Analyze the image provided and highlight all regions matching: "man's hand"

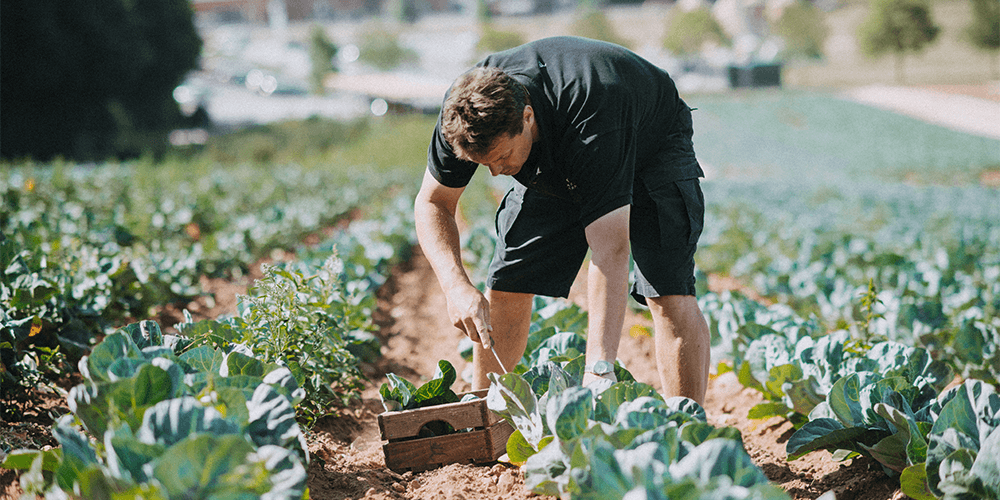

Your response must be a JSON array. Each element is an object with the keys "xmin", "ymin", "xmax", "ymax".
[{"xmin": 447, "ymin": 284, "xmax": 493, "ymax": 346}]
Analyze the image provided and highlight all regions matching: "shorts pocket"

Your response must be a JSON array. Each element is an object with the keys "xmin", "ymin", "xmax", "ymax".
[{"xmin": 675, "ymin": 179, "xmax": 704, "ymax": 246}]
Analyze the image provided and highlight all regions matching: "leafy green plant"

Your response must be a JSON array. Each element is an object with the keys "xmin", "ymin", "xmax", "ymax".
[
  {"xmin": 1, "ymin": 321, "xmax": 309, "ymax": 499},
  {"xmin": 379, "ymin": 359, "xmax": 461, "ymax": 412},
  {"xmin": 181, "ymin": 255, "xmax": 371, "ymax": 425},
  {"xmin": 901, "ymin": 379, "xmax": 1000, "ymax": 500},
  {"xmin": 784, "ymin": 346, "xmax": 953, "ymax": 476}
]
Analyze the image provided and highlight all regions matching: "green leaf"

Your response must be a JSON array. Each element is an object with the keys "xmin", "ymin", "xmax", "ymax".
[
  {"xmin": 970, "ymin": 426, "xmax": 1000, "ymax": 497},
  {"xmin": 0, "ymin": 448, "xmax": 61, "ymax": 472},
  {"xmin": 828, "ymin": 373, "xmax": 865, "ymax": 427},
  {"xmin": 226, "ymin": 351, "xmax": 265, "ymax": 377},
  {"xmin": 669, "ymin": 438, "xmax": 769, "ymax": 488},
  {"xmin": 748, "ymin": 402, "xmax": 791, "ymax": 420},
  {"xmin": 86, "ymin": 332, "xmax": 143, "ymax": 382},
  {"xmin": 900, "ymin": 463, "xmax": 936, "ymax": 500},
  {"xmin": 136, "ymin": 397, "xmax": 241, "ymax": 447},
  {"xmin": 594, "ymin": 381, "xmax": 663, "ymax": 424},
  {"xmin": 487, "ymin": 372, "xmax": 545, "ymax": 447},
  {"xmin": 410, "ymin": 360, "xmax": 459, "ymax": 408},
  {"xmin": 786, "ymin": 418, "xmax": 868, "ymax": 460},
  {"xmin": 506, "ymin": 429, "xmax": 537, "ymax": 464},
  {"xmin": 180, "ymin": 345, "xmax": 225, "ymax": 375},
  {"xmin": 150, "ymin": 434, "xmax": 265, "ymax": 497},
  {"xmin": 545, "ymin": 386, "xmax": 593, "ymax": 442}
]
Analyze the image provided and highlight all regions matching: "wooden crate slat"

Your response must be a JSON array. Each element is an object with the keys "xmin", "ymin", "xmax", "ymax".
[
  {"xmin": 382, "ymin": 429, "xmax": 492, "ymax": 472},
  {"xmin": 377, "ymin": 390, "xmax": 498, "ymax": 441}
]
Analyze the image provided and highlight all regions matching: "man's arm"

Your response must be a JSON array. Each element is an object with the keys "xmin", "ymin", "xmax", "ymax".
[
  {"xmin": 414, "ymin": 169, "xmax": 493, "ymax": 345},
  {"xmin": 582, "ymin": 204, "xmax": 631, "ymax": 381}
]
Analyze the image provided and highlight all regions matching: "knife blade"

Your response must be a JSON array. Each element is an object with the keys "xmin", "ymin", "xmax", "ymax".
[{"xmin": 489, "ymin": 342, "xmax": 508, "ymax": 374}]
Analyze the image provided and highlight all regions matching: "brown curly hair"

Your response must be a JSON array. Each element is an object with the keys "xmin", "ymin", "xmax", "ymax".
[{"xmin": 441, "ymin": 67, "xmax": 529, "ymax": 161}]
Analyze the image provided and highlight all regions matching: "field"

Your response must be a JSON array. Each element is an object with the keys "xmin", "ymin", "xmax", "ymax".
[{"xmin": 3, "ymin": 0, "xmax": 1000, "ymax": 497}]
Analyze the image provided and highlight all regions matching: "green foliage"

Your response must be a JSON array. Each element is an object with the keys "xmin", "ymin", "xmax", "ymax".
[
  {"xmin": 858, "ymin": 0, "xmax": 941, "ymax": 82},
  {"xmin": 378, "ymin": 360, "xmax": 461, "ymax": 412},
  {"xmin": 357, "ymin": 23, "xmax": 419, "ymax": 71},
  {"xmin": 774, "ymin": 0, "xmax": 830, "ymax": 60},
  {"xmin": 663, "ymin": 7, "xmax": 730, "ymax": 57},
  {"xmin": 309, "ymin": 24, "xmax": 338, "ymax": 95},
  {"xmin": 966, "ymin": 0, "xmax": 1000, "ymax": 78},
  {"xmin": 1, "ymin": 322, "xmax": 309, "ymax": 499},
  {"xmin": 570, "ymin": 9, "xmax": 632, "ymax": 49},
  {"xmin": 0, "ymin": 0, "xmax": 202, "ymax": 162},
  {"xmin": 921, "ymin": 380, "xmax": 1000, "ymax": 499},
  {"xmin": 476, "ymin": 24, "xmax": 527, "ymax": 56},
  {"xmin": 965, "ymin": 0, "xmax": 1000, "ymax": 52},
  {"xmin": 189, "ymin": 256, "xmax": 372, "ymax": 425},
  {"xmin": 200, "ymin": 116, "xmax": 369, "ymax": 165},
  {"xmin": 478, "ymin": 295, "xmax": 784, "ymax": 499}
]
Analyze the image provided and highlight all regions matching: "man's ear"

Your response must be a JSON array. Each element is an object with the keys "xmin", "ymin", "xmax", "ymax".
[{"xmin": 523, "ymin": 105, "xmax": 534, "ymax": 125}]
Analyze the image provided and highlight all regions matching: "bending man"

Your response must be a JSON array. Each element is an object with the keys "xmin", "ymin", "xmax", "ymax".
[{"xmin": 414, "ymin": 36, "xmax": 710, "ymax": 403}]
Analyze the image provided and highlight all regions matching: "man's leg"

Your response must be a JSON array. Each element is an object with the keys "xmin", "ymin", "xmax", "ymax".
[
  {"xmin": 646, "ymin": 294, "xmax": 710, "ymax": 405},
  {"xmin": 472, "ymin": 288, "xmax": 534, "ymax": 390}
]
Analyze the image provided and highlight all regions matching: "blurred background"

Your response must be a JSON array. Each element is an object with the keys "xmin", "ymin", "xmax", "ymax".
[{"xmin": 1, "ymin": 0, "xmax": 997, "ymax": 166}]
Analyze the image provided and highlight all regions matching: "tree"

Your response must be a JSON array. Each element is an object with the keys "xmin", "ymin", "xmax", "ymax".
[
  {"xmin": 663, "ymin": 7, "xmax": 730, "ymax": 60},
  {"xmin": 774, "ymin": 0, "xmax": 830, "ymax": 60},
  {"xmin": 309, "ymin": 25, "xmax": 338, "ymax": 95},
  {"xmin": 966, "ymin": 0, "xmax": 1000, "ymax": 79},
  {"xmin": 857, "ymin": 0, "xmax": 940, "ymax": 84},
  {"xmin": 571, "ymin": 8, "xmax": 632, "ymax": 49},
  {"xmin": 0, "ymin": 0, "xmax": 202, "ymax": 161}
]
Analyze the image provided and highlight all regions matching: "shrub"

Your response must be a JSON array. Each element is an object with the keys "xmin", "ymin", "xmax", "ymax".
[
  {"xmin": 663, "ymin": 7, "xmax": 730, "ymax": 58},
  {"xmin": 774, "ymin": 0, "xmax": 830, "ymax": 60}
]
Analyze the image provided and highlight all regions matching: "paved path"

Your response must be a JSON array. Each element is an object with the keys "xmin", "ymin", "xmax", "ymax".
[{"xmin": 842, "ymin": 84, "xmax": 1000, "ymax": 140}]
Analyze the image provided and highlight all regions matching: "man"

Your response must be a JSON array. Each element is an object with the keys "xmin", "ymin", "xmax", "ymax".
[{"xmin": 414, "ymin": 36, "xmax": 710, "ymax": 404}]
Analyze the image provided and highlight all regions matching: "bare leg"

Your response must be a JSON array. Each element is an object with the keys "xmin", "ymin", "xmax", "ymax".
[
  {"xmin": 647, "ymin": 295, "xmax": 710, "ymax": 405},
  {"xmin": 472, "ymin": 289, "xmax": 533, "ymax": 390}
]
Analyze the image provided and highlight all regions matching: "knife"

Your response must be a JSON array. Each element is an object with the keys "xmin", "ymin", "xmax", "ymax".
[{"xmin": 484, "ymin": 329, "xmax": 508, "ymax": 374}]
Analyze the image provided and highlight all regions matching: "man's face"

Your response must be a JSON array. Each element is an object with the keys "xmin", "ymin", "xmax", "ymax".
[{"xmin": 474, "ymin": 106, "xmax": 536, "ymax": 177}]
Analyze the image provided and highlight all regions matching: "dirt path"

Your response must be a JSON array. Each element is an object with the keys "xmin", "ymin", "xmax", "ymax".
[{"xmin": 304, "ymin": 246, "xmax": 904, "ymax": 500}]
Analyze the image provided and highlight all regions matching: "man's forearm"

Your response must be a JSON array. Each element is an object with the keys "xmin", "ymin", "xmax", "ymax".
[{"xmin": 414, "ymin": 199, "xmax": 474, "ymax": 294}]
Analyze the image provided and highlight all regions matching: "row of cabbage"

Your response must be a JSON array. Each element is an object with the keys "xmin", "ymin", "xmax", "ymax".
[
  {"xmin": 486, "ymin": 298, "xmax": 790, "ymax": 499},
  {"xmin": 703, "ymin": 290, "xmax": 1000, "ymax": 499},
  {"xmin": 0, "ymin": 162, "xmax": 406, "ymax": 414},
  {"xmin": 2, "ymin": 320, "xmax": 312, "ymax": 498},
  {"xmin": 697, "ymin": 180, "xmax": 1000, "ymax": 499},
  {"xmin": 699, "ymin": 180, "xmax": 1000, "ymax": 384},
  {"xmin": 1, "ymin": 187, "xmax": 421, "ymax": 497}
]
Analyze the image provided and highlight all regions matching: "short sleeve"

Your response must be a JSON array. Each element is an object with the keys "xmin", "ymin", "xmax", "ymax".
[{"xmin": 427, "ymin": 114, "xmax": 479, "ymax": 188}]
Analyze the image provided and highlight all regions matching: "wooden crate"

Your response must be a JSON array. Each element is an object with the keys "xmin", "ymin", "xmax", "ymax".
[{"xmin": 377, "ymin": 389, "xmax": 514, "ymax": 473}]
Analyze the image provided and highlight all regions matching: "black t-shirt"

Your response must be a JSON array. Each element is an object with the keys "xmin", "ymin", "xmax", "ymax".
[{"xmin": 427, "ymin": 36, "xmax": 703, "ymax": 227}]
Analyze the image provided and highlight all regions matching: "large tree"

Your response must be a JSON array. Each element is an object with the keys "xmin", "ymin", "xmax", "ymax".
[
  {"xmin": 1, "ymin": 0, "xmax": 202, "ymax": 161},
  {"xmin": 857, "ymin": 0, "xmax": 940, "ymax": 84}
]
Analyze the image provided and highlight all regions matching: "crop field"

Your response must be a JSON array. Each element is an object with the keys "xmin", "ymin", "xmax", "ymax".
[{"xmin": 1, "ymin": 84, "xmax": 999, "ymax": 500}]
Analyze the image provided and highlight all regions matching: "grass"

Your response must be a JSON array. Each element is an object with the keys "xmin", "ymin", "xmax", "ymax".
[{"xmin": 687, "ymin": 89, "xmax": 1000, "ymax": 184}]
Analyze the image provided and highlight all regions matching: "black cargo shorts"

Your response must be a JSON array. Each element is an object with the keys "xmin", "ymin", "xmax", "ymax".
[{"xmin": 485, "ymin": 173, "xmax": 704, "ymax": 305}]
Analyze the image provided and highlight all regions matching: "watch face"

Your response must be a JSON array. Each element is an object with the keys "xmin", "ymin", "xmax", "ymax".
[{"xmin": 590, "ymin": 360, "xmax": 614, "ymax": 376}]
